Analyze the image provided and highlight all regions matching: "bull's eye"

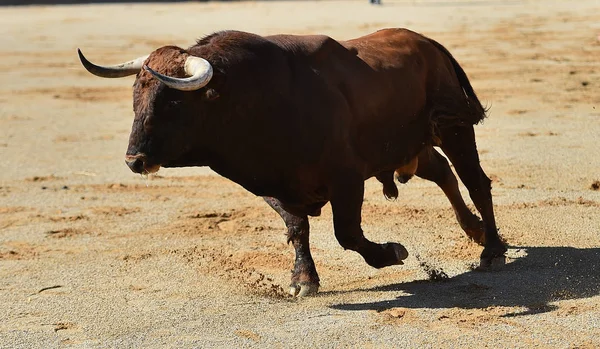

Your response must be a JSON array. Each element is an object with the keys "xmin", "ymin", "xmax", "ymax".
[{"xmin": 143, "ymin": 117, "xmax": 153, "ymax": 133}]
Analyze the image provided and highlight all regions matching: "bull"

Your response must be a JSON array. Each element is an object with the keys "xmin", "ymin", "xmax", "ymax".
[{"xmin": 78, "ymin": 28, "xmax": 507, "ymax": 297}]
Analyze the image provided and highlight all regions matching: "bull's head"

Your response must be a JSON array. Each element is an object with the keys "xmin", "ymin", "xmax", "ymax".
[{"xmin": 77, "ymin": 47, "xmax": 215, "ymax": 174}]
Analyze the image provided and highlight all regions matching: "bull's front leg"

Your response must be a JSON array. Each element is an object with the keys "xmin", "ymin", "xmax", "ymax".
[
  {"xmin": 263, "ymin": 197, "xmax": 320, "ymax": 297},
  {"xmin": 330, "ymin": 171, "xmax": 409, "ymax": 269}
]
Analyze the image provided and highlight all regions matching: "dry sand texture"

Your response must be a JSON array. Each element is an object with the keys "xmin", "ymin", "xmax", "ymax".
[{"xmin": 1, "ymin": 0, "xmax": 599, "ymax": 347}]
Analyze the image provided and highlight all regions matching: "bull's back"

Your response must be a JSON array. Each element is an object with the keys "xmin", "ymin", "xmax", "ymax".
[
  {"xmin": 265, "ymin": 30, "xmax": 451, "ymax": 176},
  {"xmin": 267, "ymin": 29, "xmax": 435, "ymax": 123}
]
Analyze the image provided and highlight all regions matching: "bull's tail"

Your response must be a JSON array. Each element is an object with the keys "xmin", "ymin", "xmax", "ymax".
[{"xmin": 428, "ymin": 38, "xmax": 488, "ymax": 125}]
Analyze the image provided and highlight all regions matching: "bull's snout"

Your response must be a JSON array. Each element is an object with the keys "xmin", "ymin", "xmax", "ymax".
[
  {"xmin": 125, "ymin": 153, "xmax": 160, "ymax": 174},
  {"xmin": 125, "ymin": 154, "xmax": 147, "ymax": 174}
]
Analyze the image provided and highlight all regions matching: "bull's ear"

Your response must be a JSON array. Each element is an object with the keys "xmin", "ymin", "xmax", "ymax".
[{"xmin": 204, "ymin": 88, "xmax": 220, "ymax": 101}]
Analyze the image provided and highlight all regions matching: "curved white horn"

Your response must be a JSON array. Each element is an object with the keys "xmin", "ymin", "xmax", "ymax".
[
  {"xmin": 143, "ymin": 56, "xmax": 213, "ymax": 91},
  {"xmin": 77, "ymin": 48, "xmax": 149, "ymax": 78}
]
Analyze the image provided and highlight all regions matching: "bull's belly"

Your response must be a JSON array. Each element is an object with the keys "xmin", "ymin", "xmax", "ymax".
[
  {"xmin": 225, "ymin": 169, "xmax": 329, "ymax": 215},
  {"xmin": 359, "ymin": 137, "xmax": 429, "ymax": 178},
  {"xmin": 354, "ymin": 114, "xmax": 431, "ymax": 177}
]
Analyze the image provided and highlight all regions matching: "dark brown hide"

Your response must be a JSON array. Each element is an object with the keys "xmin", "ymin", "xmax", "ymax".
[{"xmin": 117, "ymin": 28, "xmax": 506, "ymax": 295}]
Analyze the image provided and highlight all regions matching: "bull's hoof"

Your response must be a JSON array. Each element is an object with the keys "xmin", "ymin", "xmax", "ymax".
[
  {"xmin": 389, "ymin": 242, "xmax": 409, "ymax": 265},
  {"xmin": 377, "ymin": 242, "xmax": 409, "ymax": 267},
  {"xmin": 475, "ymin": 240, "xmax": 508, "ymax": 271},
  {"xmin": 289, "ymin": 282, "xmax": 319, "ymax": 297},
  {"xmin": 362, "ymin": 242, "xmax": 409, "ymax": 269},
  {"xmin": 477, "ymin": 255, "xmax": 506, "ymax": 271}
]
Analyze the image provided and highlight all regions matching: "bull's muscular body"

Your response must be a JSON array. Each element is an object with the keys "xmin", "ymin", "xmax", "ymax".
[{"xmin": 79, "ymin": 28, "xmax": 507, "ymax": 296}]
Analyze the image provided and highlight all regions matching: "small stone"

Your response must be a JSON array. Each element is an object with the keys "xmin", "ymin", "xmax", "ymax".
[{"xmin": 388, "ymin": 308, "xmax": 406, "ymax": 318}]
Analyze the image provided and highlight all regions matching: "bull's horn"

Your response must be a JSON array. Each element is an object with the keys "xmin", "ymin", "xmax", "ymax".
[
  {"xmin": 143, "ymin": 56, "xmax": 213, "ymax": 91},
  {"xmin": 77, "ymin": 49, "xmax": 149, "ymax": 78}
]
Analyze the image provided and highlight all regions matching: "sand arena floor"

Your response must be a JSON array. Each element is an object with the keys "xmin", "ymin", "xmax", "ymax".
[{"xmin": 0, "ymin": 0, "xmax": 599, "ymax": 347}]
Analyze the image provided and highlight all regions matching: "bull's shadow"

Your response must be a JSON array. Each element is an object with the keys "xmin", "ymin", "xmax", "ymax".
[{"xmin": 330, "ymin": 246, "xmax": 600, "ymax": 316}]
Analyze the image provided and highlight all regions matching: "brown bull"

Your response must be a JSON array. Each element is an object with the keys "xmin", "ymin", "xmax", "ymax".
[{"xmin": 78, "ymin": 28, "xmax": 507, "ymax": 297}]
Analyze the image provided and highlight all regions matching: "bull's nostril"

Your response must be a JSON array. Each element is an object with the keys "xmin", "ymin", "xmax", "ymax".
[{"xmin": 125, "ymin": 157, "xmax": 145, "ymax": 173}]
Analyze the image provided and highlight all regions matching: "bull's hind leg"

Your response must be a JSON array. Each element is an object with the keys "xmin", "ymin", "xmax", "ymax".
[
  {"xmin": 438, "ymin": 125, "xmax": 507, "ymax": 267},
  {"xmin": 414, "ymin": 147, "xmax": 485, "ymax": 245},
  {"xmin": 330, "ymin": 171, "xmax": 408, "ymax": 269},
  {"xmin": 263, "ymin": 197, "xmax": 319, "ymax": 297}
]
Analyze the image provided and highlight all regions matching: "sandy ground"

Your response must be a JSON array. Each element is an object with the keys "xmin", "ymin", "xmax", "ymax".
[{"xmin": 1, "ymin": 0, "xmax": 599, "ymax": 347}]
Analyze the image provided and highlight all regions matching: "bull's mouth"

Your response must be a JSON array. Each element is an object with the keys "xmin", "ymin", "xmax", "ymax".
[
  {"xmin": 125, "ymin": 154, "xmax": 161, "ymax": 174},
  {"xmin": 142, "ymin": 163, "xmax": 161, "ymax": 174}
]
